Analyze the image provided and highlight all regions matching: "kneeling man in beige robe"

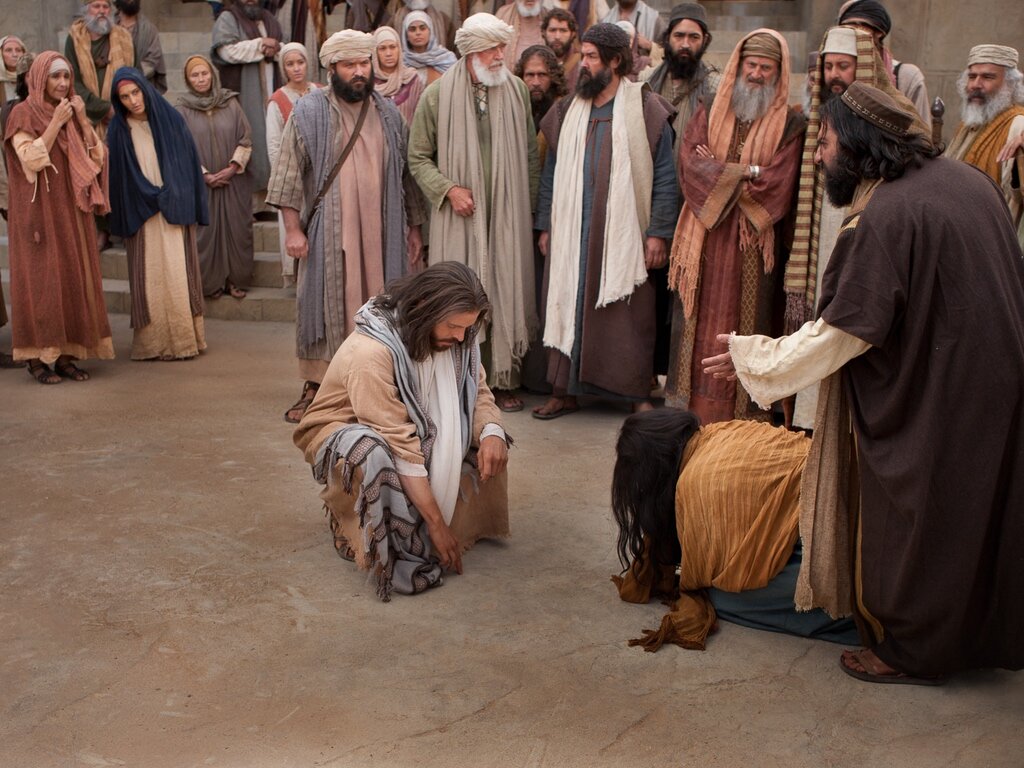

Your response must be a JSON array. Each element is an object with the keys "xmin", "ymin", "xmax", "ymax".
[{"xmin": 294, "ymin": 262, "xmax": 510, "ymax": 599}]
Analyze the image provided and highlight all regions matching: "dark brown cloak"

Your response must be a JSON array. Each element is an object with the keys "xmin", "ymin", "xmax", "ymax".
[
  {"xmin": 819, "ymin": 157, "xmax": 1024, "ymax": 677},
  {"xmin": 538, "ymin": 90, "xmax": 678, "ymax": 400}
]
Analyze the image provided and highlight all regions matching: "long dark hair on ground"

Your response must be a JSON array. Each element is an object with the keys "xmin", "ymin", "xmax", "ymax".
[
  {"xmin": 612, "ymin": 408, "xmax": 701, "ymax": 573},
  {"xmin": 820, "ymin": 96, "xmax": 942, "ymax": 183},
  {"xmin": 375, "ymin": 262, "xmax": 491, "ymax": 362}
]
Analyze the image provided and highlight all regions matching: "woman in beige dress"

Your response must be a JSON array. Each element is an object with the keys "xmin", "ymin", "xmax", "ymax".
[{"xmin": 107, "ymin": 67, "xmax": 208, "ymax": 361}]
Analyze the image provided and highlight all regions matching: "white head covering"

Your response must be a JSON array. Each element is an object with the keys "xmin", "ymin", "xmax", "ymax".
[
  {"xmin": 823, "ymin": 27, "xmax": 858, "ymax": 58},
  {"xmin": 48, "ymin": 57, "xmax": 71, "ymax": 76},
  {"xmin": 967, "ymin": 44, "xmax": 1019, "ymax": 69},
  {"xmin": 402, "ymin": 11, "xmax": 457, "ymax": 72},
  {"xmin": 373, "ymin": 25, "xmax": 417, "ymax": 95},
  {"xmin": 454, "ymin": 13, "xmax": 514, "ymax": 57},
  {"xmin": 0, "ymin": 35, "xmax": 27, "ymax": 81},
  {"xmin": 319, "ymin": 30, "xmax": 375, "ymax": 68},
  {"xmin": 278, "ymin": 42, "xmax": 312, "ymax": 77},
  {"xmin": 614, "ymin": 20, "xmax": 636, "ymax": 45}
]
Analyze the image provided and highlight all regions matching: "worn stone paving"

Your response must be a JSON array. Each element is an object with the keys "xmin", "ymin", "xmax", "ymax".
[{"xmin": 1, "ymin": 316, "xmax": 1021, "ymax": 768}]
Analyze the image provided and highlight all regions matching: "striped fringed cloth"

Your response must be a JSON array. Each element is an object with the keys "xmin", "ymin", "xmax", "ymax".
[
  {"xmin": 314, "ymin": 425, "xmax": 444, "ymax": 601},
  {"xmin": 783, "ymin": 27, "xmax": 926, "ymax": 332}
]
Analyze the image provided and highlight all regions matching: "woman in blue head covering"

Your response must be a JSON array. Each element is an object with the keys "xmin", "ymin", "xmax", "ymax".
[{"xmin": 108, "ymin": 66, "xmax": 209, "ymax": 361}]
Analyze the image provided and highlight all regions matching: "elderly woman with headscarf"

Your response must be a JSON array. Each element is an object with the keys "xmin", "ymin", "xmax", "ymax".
[
  {"xmin": 3, "ymin": 51, "xmax": 113, "ymax": 384},
  {"xmin": 402, "ymin": 11, "xmax": 456, "ymax": 86},
  {"xmin": 107, "ymin": 67, "xmax": 208, "ymax": 361},
  {"xmin": 266, "ymin": 42, "xmax": 321, "ymax": 288},
  {"xmin": 176, "ymin": 54, "xmax": 255, "ymax": 301},
  {"xmin": 373, "ymin": 26, "xmax": 424, "ymax": 123},
  {"xmin": 0, "ymin": 36, "xmax": 27, "ymax": 103}
]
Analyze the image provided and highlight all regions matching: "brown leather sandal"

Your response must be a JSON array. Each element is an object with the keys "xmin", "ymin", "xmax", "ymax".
[
  {"xmin": 28, "ymin": 360, "xmax": 62, "ymax": 385},
  {"xmin": 283, "ymin": 380, "xmax": 319, "ymax": 423}
]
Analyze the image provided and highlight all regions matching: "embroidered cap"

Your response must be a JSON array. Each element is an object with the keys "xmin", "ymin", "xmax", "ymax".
[{"xmin": 839, "ymin": 81, "xmax": 915, "ymax": 136}]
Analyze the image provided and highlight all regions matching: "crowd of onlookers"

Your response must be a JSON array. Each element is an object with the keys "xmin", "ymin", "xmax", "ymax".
[{"xmin": 0, "ymin": 0, "xmax": 1021, "ymax": 415}]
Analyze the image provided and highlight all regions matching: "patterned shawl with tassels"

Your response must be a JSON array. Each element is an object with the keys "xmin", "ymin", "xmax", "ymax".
[
  {"xmin": 783, "ymin": 27, "xmax": 928, "ymax": 332},
  {"xmin": 312, "ymin": 299, "xmax": 481, "ymax": 600},
  {"xmin": 3, "ymin": 51, "xmax": 109, "ymax": 215},
  {"xmin": 668, "ymin": 28, "xmax": 792, "ymax": 317}
]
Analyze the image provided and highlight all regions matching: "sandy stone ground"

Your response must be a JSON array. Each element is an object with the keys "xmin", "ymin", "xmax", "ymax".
[{"xmin": 2, "ymin": 315, "xmax": 1021, "ymax": 768}]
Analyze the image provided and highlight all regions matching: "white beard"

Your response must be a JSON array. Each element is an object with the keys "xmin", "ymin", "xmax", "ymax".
[
  {"xmin": 960, "ymin": 85, "xmax": 1013, "ymax": 128},
  {"xmin": 471, "ymin": 56, "xmax": 510, "ymax": 87},
  {"xmin": 84, "ymin": 14, "xmax": 113, "ymax": 35},
  {"xmin": 516, "ymin": 0, "xmax": 542, "ymax": 17},
  {"xmin": 731, "ymin": 76, "xmax": 778, "ymax": 124}
]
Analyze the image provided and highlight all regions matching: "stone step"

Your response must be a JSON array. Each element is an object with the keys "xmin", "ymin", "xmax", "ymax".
[
  {"xmin": 0, "ymin": 239, "xmax": 286, "ymax": 290},
  {"xmin": 2, "ymin": 269, "xmax": 296, "ymax": 323}
]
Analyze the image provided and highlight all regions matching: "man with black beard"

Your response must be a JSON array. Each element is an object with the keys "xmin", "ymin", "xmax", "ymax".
[
  {"xmin": 268, "ymin": 30, "xmax": 425, "ymax": 424},
  {"xmin": 533, "ymin": 23, "xmax": 678, "ymax": 419},
  {"xmin": 641, "ymin": 3, "xmax": 720, "ymax": 168},
  {"xmin": 115, "ymin": 0, "xmax": 166, "ymax": 93},
  {"xmin": 782, "ymin": 25, "xmax": 927, "ymax": 430},
  {"xmin": 64, "ymin": 0, "xmax": 137, "ymax": 125},
  {"xmin": 212, "ymin": 0, "xmax": 284, "ymax": 192},
  {"xmin": 946, "ymin": 45, "xmax": 1024, "ymax": 230},
  {"xmin": 703, "ymin": 81, "xmax": 1024, "ymax": 686}
]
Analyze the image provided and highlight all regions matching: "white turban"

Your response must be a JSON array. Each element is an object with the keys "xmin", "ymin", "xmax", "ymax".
[
  {"xmin": 823, "ymin": 27, "xmax": 857, "ymax": 58},
  {"xmin": 319, "ymin": 30, "xmax": 375, "ymax": 68},
  {"xmin": 454, "ymin": 13, "xmax": 514, "ymax": 57},
  {"xmin": 614, "ymin": 20, "xmax": 636, "ymax": 45},
  {"xmin": 967, "ymin": 44, "xmax": 1019, "ymax": 69}
]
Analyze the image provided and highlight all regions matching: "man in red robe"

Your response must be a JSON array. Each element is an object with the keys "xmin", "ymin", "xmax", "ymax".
[{"xmin": 666, "ymin": 28, "xmax": 805, "ymax": 425}]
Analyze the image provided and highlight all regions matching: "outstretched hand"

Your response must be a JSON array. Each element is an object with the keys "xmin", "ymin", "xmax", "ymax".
[{"xmin": 701, "ymin": 333, "xmax": 737, "ymax": 380}]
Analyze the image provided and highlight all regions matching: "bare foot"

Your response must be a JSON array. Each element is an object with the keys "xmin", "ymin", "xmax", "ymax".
[{"xmin": 631, "ymin": 401, "xmax": 655, "ymax": 413}]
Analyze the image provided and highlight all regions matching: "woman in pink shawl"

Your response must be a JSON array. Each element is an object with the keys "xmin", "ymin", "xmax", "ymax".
[{"xmin": 372, "ymin": 26, "xmax": 424, "ymax": 124}]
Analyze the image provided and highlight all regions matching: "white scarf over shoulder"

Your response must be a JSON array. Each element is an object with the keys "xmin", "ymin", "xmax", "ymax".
[{"xmin": 544, "ymin": 78, "xmax": 653, "ymax": 356}]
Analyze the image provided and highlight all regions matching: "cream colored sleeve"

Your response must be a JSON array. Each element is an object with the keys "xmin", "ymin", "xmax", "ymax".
[
  {"xmin": 86, "ymin": 128, "xmax": 105, "ymax": 166},
  {"xmin": 12, "ymin": 132, "xmax": 52, "ymax": 181},
  {"xmin": 216, "ymin": 38, "xmax": 265, "ymax": 64},
  {"xmin": 1001, "ymin": 115, "xmax": 1024, "ymax": 207},
  {"xmin": 231, "ymin": 144, "xmax": 252, "ymax": 171},
  {"xmin": 728, "ymin": 318, "xmax": 872, "ymax": 410},
  {"xmin": 265, "ymin": 99, "xmax": 285, "ymax": 167}
]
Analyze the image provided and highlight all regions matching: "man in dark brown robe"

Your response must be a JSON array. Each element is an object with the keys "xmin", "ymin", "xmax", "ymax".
[
  {"xmin": 705, "ymin": 82, "xmax": 1024, "ymax": 684},
  {"xmin": 666, "ymin": 29, "xmax": 805, "ymax": 425},
  {"xmin": 533, "ymin": 23, "xmax": 678, "ymax": 419}
]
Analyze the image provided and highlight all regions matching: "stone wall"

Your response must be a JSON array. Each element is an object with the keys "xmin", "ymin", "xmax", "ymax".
[
  {"xmin": 4, "ymin": 0, "xmax": 1021, "ymax": 141},
  {"xmin": 886, "ymin": 0, "xmax": 1023, "ymax": 143}
]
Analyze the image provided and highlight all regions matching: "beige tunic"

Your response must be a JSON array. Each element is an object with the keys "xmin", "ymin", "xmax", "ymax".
[
  {"xmin": 267, "ymin": 96, "xmax": 388, "ymax": 382},
  {"xmin": 126, "ymin": 120, "xmax": 207, "ymax": 361},
  {"xmin": 293, "ymin": 331, "xmax": 509, "ymax": 560}
]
